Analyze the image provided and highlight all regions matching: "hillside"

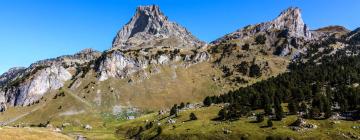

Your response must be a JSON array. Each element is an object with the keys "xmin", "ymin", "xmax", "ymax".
[{"xmin": 115, "ymin": 28, "xmax": 360, "ymax": 140}]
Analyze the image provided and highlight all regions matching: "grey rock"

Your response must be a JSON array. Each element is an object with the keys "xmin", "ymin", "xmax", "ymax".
[
  {"xmin": 0, "ymin": 67, "xmax": 26, "ymax": 87},
  {"xmin": 211, "ymin": 7, "xmax": 312, "ymax": 45},
  {"xmin": 112, "ymin": 5, "xmax": 205, "ymax": 50},
  {"xmin": 0, "ymin": 49, "xmax": 101, "ymax": 110}
]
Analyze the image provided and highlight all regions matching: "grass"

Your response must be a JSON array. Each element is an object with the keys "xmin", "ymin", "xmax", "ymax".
[
  {"xmin": 0, "ymin": 127, "xmax": 72, "ymax": 140},
  {"xmin": 115, "ymin": 106, "xmax": 360, "ymax": 140}
]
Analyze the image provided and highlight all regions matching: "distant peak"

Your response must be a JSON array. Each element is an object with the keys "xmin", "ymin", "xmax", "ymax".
[
  {"xmin": 112, "ymin": 5, "xmax": 204, "ymax": 49},
  {"xmin": 277, "ymin": 7, "xmax": 301, "ymax": 18},
  {"xmin": 273, "ymin": 7, "xmax": 303, "ymax": 26},
  {"xmin": 271, "ymin": 7, "xmax": 310, "ymax": 38},
  {"xmin": 136, "ymin": 5, "xmax": 161, "ymax": 14}
]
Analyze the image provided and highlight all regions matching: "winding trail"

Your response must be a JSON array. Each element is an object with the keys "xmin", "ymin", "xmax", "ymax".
[
  {"xmin": 0, "ymin": 89, "xmax": 94, "ymax": 126},
  {"xmin": 0, "ymin": 102, "xmax": 46, "ymax": 126},
  {"xmin": 63, "ymin": 89, "xmax": 93, "ymax": 108}
]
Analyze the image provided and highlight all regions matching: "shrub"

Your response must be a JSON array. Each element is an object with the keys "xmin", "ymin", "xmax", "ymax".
[
  {"xmin": 267, "ymin": 119, "xmax": 273, "ymax": 127},
  {"xmin": 255, "ymin": 35, "xmax": 266, "ymax": 44},
  {"xmin": 190, "ymin": 112, "xmax": 198, "ymax": 120}
]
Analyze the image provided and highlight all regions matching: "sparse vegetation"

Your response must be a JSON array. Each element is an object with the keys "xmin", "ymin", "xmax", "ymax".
[{"xmin": 255, "ymin": 34, "xmax": 266, "ymax": 44}]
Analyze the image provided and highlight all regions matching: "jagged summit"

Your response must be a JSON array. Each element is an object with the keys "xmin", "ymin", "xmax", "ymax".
[
  {"xmin": 112, "ymin": 5, "xmax": 204, "ymax": 50},
  {"xmin": 271, "ymin": 7, "xmax": 310, "ymax": 38},
  {"xmin": 211, "ymin": 7, "xmax": 312, "ymax": 45}
]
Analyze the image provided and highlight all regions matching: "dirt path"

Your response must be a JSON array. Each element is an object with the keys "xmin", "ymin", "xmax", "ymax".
[
  {"xmin": 0, "ymin": 103, "xmax": 46, "ymax": 126},
  {"xmin": 63, "ymin": 89, "xmax": 93, "ymax": 108}
]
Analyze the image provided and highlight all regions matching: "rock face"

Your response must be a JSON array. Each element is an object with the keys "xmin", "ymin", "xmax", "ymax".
[
  {"xmin": 347, "ymin": 27, "xmax": 360, "ymax": 44},
  {"xmin": 7, "ymin": 65, "xmax": 72, "ymax": 106},
  {"xmin": 0, "ymin": 49, "xmax": 101, "ymax": 111},
  {"xmin": 270, "ymin": 7, "xmax": 311, "ymax": 38},
  {"xmin": 0, "ymin": 67, "xmax": 26, "ymax": 87},
  {"xmin": 112, "ymin": 5, "xmax": 205, "ymax": 50},
  {"xmin": 211, "ymin": 7, "xmax": 312, "ymax": 45},
  {"xmin": 97, "ymin": 48, "xmax": 210, "ymax": 81}
]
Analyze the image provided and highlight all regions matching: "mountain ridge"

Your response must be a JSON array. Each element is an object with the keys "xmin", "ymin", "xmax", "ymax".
[{"xmin": 0, "ymin": 5, "xmax": 355, "ymax": 117}]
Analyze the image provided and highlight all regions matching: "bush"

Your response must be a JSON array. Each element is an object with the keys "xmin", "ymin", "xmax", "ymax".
[
  {"xmin": 249, "ymin": 64, "xmax": 261, "ymax": 78},
  {"xmin": 267, "ymin": 119, "xmax": 273, "ymax": 127},
  {"xmin": 256, "ymin": 114, "xmax": 264, "ymax": 123},
  {"xmin": 170, "ymin": 104, "xmax": 178, "ymax": 116},
  {"xmin": 255, "ymin": 35, "xmax": 266, "ymax": 44},
  {"xmin": 157, "ymin": 127, "xmax": 162, "ymax": 135},
  {"xmin": 190, "ymin": 112, "xmax": 198, "ymax": 120},
  {"xmin": 242, "ymin": 43, "xmax": 250, "ymax": 51},
  {"xmin": 203, "ymin": 96, "xmax": 212, "ymax": 107}
]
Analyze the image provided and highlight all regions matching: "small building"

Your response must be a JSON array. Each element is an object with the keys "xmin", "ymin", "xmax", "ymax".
[{"xmin": 127, "ymin": 116, "xmax": 135, "ymax": 120}]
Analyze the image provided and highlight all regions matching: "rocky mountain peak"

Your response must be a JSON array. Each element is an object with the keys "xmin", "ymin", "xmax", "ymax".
[
  {"xmin": 211, "ymin": 7, "xmax": 312, "ymax": 45},
  {"xmin": 273, "ymin": 7, "xmax": 302, "ymax": 24},
  {"xmin": 112, "ymin": 5, "xmax": 204, "ymax": 50},
  {"xmin": 271, "ymin": 7, "xmax": 310, "ymax": 38},
  {"xmin": 0, "ymin": 67, "xmax": 26, "ymax": 87}
]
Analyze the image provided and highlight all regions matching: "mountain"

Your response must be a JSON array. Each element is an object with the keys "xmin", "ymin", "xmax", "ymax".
[
  {"xmin": 0, "ymin": 5, "xmax": 359, "ymax": 140},
  {"xmin": 112, "ymin": 5, "xmax": 205, "ymax": 50}
]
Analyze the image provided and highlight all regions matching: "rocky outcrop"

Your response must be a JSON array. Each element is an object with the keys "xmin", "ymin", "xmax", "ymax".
[
  {"xmin": 112, "ymin": 5, "xmax": 205, "ymax": 50},
  {"xmin": 270, "ymin": 7, "xmax": 311, "ymax": 38},
  {"xmin": 7, "ymin": 65, "xmax": 72, "ymax": 106},
  {"xmin": 347, "ymin": 27, "xmax": 360, "ymax": 44},
  {"xmin": 0, "ymin": 49, "xmax": 101, "ymax": 110},
  {"xmin": 0, "ymin": 67, "xmax": 26, "ymax": 87},
  {"xmin": 211, "ymin": 7, "xmax": 312, "ymax": 45},
  {"xmin": 97, "ymin": 48, "xmax": 210, "ymax": 81}
]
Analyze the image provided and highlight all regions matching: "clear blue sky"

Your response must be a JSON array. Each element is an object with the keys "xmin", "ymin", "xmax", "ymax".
[{"xmin": 1, "ymin": 0, "xmax": 359, "ymax": 74}]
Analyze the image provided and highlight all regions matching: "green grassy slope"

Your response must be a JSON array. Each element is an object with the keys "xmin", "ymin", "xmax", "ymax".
[{"xmin": 115, "ymin": 106, "xmax": 360, "ymax": 140}]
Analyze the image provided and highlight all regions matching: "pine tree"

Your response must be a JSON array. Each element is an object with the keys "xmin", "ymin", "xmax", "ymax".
[
  {"xmin": 203, "ymin": 96, "xmax": 212, "ymax": 107},
  {"xmin": 179, "ymin": 102, "xmax": 185, "ymax": 109},
  {"xmin": 263, "ymin": 94, "xmax": 272, "ymax": 115},
  {"xmin": 322, "ymin": 96, "xmax": 332, "ymax": 118},
  {"xmin": 288, "ymin": 101, "xmax": 299, "ymax": 115},
  {"xmin": 299, "ymin": 102, "xmax": 308, "ymax": 113},
  {"xmin": 156, "ymin": 127, "xmax": 162, "ymax": 136},
  {"xmin": 274, "ymin": 97, "xmax": 283, "ymax": 120},
  {"xmin": 218, "ymin": 108, "xmax": 226, "ymax": 120},
  {"xmin": 256, "ymin": 114, "xmax": 264, "ymax": 123},
  {"xmin": 170, "ymin": 104, "xmax": 178, "ymax": 116},
  {"xmin": 267, "ymin": 119, "xmax": 273, "ymax": 127}
]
